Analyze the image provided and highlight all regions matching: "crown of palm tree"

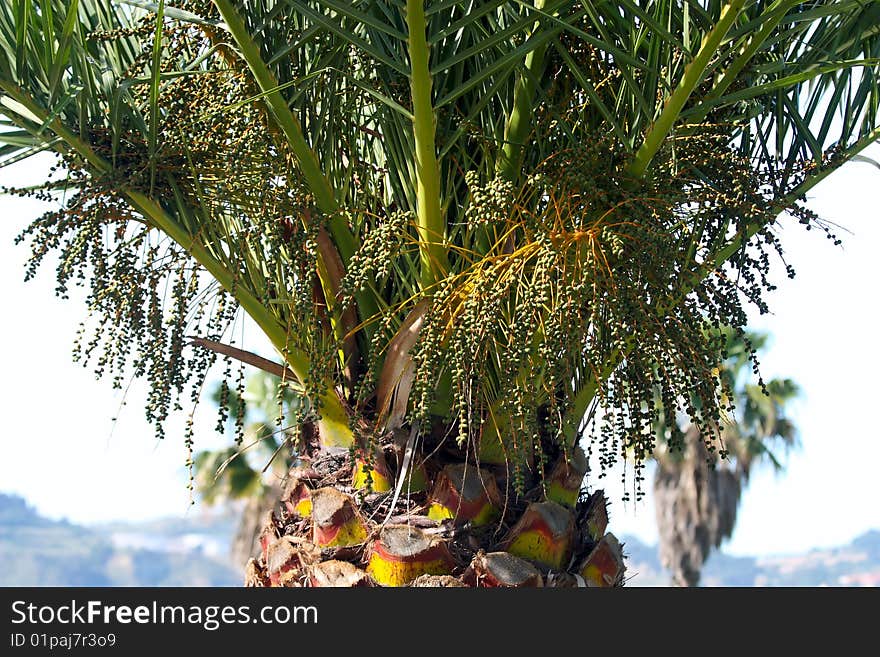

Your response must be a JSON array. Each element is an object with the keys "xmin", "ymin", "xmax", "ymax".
[{"xmin": 1, "ymin": 0, "xmax": 877, "ymax": 492}]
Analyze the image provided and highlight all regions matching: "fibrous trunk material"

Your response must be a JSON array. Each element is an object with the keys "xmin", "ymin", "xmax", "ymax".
[{"xmin": 245, "ymin": 442, "xmax": 625, "ymax": 588}]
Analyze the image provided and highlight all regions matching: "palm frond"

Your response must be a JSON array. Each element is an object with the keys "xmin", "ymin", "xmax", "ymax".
[{"xmin": 2, "ymin": 0, "xmax": 878, "ymax": 478}]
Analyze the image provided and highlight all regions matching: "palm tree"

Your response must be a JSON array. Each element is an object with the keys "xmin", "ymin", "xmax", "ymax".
[
  {"xmin": 194, "ymin": 372, "xmax": 301, "ymax": 568},
  {"xmin": 653, "ymin": 330, "xmax": 798, "ymax": 587},
  {"xmin": 1, "ymin": 1, "xmax": 877, "ymax": 587}
]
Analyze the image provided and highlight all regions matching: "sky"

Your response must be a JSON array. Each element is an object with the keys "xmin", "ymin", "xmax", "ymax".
[{"xmin": 1, "ymin": 145, "xmax": 878, "ymax": 558}]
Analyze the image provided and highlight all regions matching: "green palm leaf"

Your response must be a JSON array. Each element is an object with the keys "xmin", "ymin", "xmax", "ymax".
[{"xmin": 1, "ymin": 0, "xmax": 878, "ymax": 503}]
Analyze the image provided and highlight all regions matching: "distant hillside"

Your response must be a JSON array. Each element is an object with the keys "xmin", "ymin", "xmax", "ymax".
[
  {"xmin": 0, "ymin": 493, "xmax": 238, "ymax": 586},
  {"xmin": 623, "ymin": 530, "xmax": 880, "ymax": 587},
  {"xmin": 2, "ymin": 491, "xmax": 878, "ymax": 586}
]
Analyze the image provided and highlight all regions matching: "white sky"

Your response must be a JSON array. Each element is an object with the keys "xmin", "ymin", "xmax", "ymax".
[{"xmin": 1, "ymin": 146, "xmax": 878, "ymax": 557}]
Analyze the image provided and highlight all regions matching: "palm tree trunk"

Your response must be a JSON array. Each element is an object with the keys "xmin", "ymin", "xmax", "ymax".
[
  {"xmin": 246, "ymin": 433, "xmax": 625, "ymax": 587},
  {"xmin": 231, "ymin": 483, "xmax": 282, "ymax": 568},
  {"xmin": 653, "ymin": 427, "xmax": 740, "ymax": 587}
]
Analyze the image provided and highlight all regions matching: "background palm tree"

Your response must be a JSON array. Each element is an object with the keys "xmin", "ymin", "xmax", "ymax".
[
  {"xmin": 653, "ymin": 330, "xmax": 798, "ymax": 587},
  {"xmin": 194, "ymin": 372, "xmax": 301, "ymax": 568},
  {"xmin": 1, "ymin": 1, "xmax": 877, "ymax": 586}
]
